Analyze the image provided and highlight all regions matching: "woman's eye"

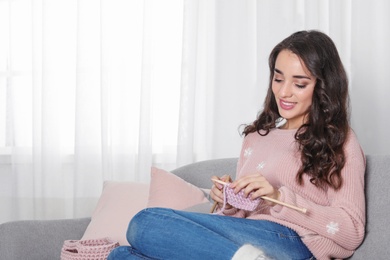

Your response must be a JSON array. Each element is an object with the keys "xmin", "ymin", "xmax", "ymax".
[
  {"xmin": 274, "ymin": 79, "xmax": 282, "ymax": 83},
  {"xmin": 295, "ymin": 84, "xmax": 306, "ymax": 89}
]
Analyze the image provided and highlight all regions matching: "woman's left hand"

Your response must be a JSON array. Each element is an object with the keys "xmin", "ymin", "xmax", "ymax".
[{"xmin": 230, "ymin": 174, "xmax": 281, "ymax": 205}]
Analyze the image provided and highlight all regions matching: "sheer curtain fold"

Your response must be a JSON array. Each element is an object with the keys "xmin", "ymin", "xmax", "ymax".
[
  {"xmin": 177, "ymin": 0, "xmax": 216, "ymax": 166},
  {"xmin": 1, "ymin": 0, "xmax": 390, "ymax": 223}
]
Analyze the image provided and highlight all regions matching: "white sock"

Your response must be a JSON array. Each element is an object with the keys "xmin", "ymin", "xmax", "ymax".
[{"xmin": 231, "ymin": 244, "xmax": 269, "ymax": 260}]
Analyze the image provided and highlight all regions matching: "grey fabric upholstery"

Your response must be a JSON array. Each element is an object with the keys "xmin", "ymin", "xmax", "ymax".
[
  {"xmin": 171, "ymin": 157, "xmax": 238, "ymax": 188},
  {"xmin": 0, "ymin": 155, "xmax": 389, "ymax": 259},
  {"xmin": 0, "ymin": 217, "xmax": 90, "ymax": 260},
  {"xmin": 348, "ymin": 154, "xmax": 390, "ymax": 259}
]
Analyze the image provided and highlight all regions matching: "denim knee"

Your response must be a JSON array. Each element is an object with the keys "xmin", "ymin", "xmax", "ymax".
[
  {"xmin": 126, "ymin": 208, "xmax": 169, "ymax": 246},
  {"xmin": 126, "ymin": 209, "xmax": 148, "ymax": 246}
]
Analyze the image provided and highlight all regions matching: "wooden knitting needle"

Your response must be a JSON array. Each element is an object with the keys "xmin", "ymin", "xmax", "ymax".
[{"xmin": 211, "ymin": 179, "xmax": 307, "ymax": 214}]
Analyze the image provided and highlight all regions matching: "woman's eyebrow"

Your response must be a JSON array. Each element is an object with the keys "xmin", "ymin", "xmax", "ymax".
[
  {"xmin": 274, "ymin": 68, "xmax": 283, "ymax": 75},
  {"xmin": 274, "ymin": 68, "xmax": 312, "ymax": 80}
]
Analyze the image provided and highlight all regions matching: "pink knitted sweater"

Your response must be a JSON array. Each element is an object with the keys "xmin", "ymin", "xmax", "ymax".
[{"xmin": 220, "ymin": 128, "xmax": 366, "ymax": 260}]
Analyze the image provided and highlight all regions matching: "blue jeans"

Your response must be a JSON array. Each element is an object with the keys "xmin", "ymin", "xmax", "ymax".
[{"xmin": 108, "ymin": 207, "xmax": 313, "ymax": 260}]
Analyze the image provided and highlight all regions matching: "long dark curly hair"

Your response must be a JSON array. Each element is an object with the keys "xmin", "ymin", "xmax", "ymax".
[{"xmin": 243, "ymin": 30, "xmax": 349, "ymax": 190}]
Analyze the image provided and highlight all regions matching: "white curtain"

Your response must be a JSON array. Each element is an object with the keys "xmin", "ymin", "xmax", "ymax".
[
  {"xmin": 1, "ymin": 0, "xmax": 389, "ymax": 223},
  {"xmin": 0, "ymin": 0, "xmax": 189, "ymax": 222}
]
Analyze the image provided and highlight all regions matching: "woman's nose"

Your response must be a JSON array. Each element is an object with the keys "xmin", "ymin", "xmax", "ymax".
[{"xmin": 279, "ymin": 81, "xmax": 293, "ymax": 97}]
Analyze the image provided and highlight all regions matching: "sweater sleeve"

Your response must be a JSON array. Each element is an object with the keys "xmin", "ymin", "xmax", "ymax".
[{"xmin": 270, "ymin": 134, "xmax": 366, "ymax": 251}]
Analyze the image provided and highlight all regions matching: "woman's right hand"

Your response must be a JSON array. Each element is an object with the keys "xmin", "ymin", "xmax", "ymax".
[{"xmin": 210, "ymin": 175, "xmax": 232, "ymax": 209}]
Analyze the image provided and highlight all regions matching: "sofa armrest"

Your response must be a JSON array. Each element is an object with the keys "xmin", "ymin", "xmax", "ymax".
[{"xmin": 0, "ymin": 217, "xmax": 90, "ymax": 260}]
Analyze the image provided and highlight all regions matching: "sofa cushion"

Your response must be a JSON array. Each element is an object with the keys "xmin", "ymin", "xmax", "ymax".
[
  {"xmin": 0, "ymin": 218, "xmax": 90, "ymax": 260},
  {"xmin": 171, "ymin": 158, "xmax": 238, "ymax": 188},
  {"xmin": 81, "ymin": 167, "xmax": 209, "ymax": 246},
  {"xmin": 81, "ymin": 181, "xmax": 150, "ymax": 245},
  {"xmin": 147, "ymin": 167, "xmax": 209, "ymax": 209},
  {"xmin": 349, "ymin": 154, "xmax": 390, "ymax": 259}
]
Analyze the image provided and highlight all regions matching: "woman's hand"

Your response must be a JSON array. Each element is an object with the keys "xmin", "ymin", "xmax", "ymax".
[
  {"xmin": 230, "ymin": 174, "xmax": 281, "ymax": 205},
  {"xmin": 210, "ymin": 175, "xmax": 232, "ymax": 209}
]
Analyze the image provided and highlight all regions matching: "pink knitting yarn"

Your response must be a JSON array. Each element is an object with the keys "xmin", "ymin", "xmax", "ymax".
[{"xmin": 61, "ymin": 237, "xmax": 119, "ymax": 260}]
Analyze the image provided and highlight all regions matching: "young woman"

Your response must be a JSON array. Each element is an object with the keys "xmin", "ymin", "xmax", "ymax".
[{"xmin": 108, "ymin": 30, "xmax": 365, "ymax": 260}]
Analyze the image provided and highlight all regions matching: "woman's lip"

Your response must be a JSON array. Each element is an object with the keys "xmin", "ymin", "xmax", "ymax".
[{"xmin": 279, "ymin": 99, "xmax": 296, "ymax": 110}]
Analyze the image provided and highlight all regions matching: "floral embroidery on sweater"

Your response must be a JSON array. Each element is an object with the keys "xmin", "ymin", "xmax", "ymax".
[
  {"xmin": 244, "ymin": 148, "xmax": 253, "ymax": 158},
  {"xmin": 256, "ymin": 161, "xmax": 266, "ymax": 170},
  {"xmin": 326, "ymin": 222, "xmax": 340, "ymax": 235}
]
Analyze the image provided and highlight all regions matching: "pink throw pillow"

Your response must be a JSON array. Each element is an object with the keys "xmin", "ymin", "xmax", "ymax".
[
  {"xmin": 82, "ymin": 167, "xmax": 209, "ymax": 246},
  {"xmin": 81, "ymin": 181, "xmax": 150, "ymax": 245},
  {"xmin": 147, "ymin": 167, "xmax": 209, "ymax": 209}
]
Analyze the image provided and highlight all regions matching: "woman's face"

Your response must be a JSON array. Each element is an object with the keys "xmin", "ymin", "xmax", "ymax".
[{"xmin": 272, "ymin": 50, "xmax": 316, "ymax": 129}]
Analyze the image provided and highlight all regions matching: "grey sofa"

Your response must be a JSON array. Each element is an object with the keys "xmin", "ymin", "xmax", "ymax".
[{"xmin": 0, "ymin": 154, "xmax": 389, "ymax": 259}]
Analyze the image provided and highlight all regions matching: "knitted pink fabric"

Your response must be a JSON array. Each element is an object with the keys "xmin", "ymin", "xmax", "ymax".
[
  {"xmin": 225, "ymin": 186, "xmax": 261, "ymax": 211},
  {"xmin": 61, "ymin": 238, "xmax": 119, "ymax": 260},
  {"xmin": 214, "ymin": 184, "xmax": 260, "ymax": 214}
]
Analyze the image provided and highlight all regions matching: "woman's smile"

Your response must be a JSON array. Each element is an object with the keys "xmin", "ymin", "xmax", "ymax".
[{"xmin": 279, "ymin": 99, "xmax": 296, "ymax": 110}]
